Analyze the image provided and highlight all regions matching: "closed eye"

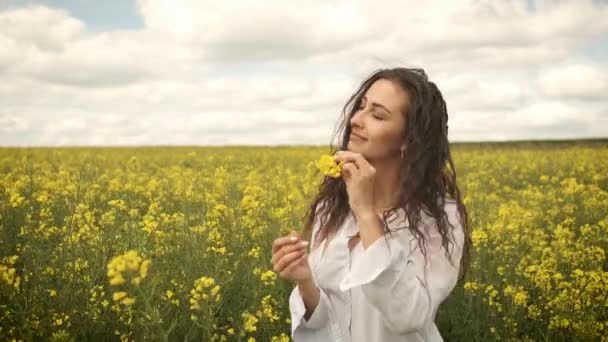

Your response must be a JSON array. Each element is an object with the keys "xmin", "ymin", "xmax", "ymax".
[{"xmin": 357, "ymin": 104, "xmax": 385, "ymax": 120}]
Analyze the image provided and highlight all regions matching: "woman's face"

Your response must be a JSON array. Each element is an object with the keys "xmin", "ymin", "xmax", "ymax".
[{"xmin": 347, "ymin": 78, "xmax": 409, "ymax": 161}]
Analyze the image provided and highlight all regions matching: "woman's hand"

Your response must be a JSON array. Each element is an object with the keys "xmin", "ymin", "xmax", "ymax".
[
  {"xmin": 271, "ymin": 232, "xmax": 312, "ymax": 282},
  {"xmin": 334, "ymin": 150, "xmax": 376, "ymax": 218}
]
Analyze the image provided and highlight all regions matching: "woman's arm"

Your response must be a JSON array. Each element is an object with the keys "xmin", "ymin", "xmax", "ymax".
[{"xmin": 298, "ymin": 278, "xmax": 320, "ymax": 320}]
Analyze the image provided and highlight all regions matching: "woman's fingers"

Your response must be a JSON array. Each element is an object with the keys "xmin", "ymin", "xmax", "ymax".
[
  {"xmin": 334, "ymin": 151, "xmax": 363, "ymax": 169},
  {"xmin": 272, "ymin": 232, "xmax": 301, "ymax": 253},
  {"xmin": 341, "ymin": 162, "xmax": 357, "ymax": 178},
  {"xmin": 335, "ymin": 151, "xmax": 375, "ymax": 175},
  {"xmin": 273, "ymin": 249, "xmax": 306, "ymax": 273},
  {"xmin": 280, "ymin": 253, "xmax": 307, "ymax": 276},
  {"xmin": 271, "ymin": 232, "xmax": 309, "ymax": 276},
  {"xmin": 272, "ymin": 240, "xmax": 308, "ymax": 265}
]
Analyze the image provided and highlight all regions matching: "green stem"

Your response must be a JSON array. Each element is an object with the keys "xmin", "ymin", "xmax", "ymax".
[{"xmin": 134, "ymin": 285, "xmax": 168, "ymax": 342}]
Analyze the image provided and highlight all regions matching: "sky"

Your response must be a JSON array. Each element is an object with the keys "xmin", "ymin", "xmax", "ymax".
[{"xmin": 1, "ymin": 0, "xmax": 607, "ymax": 146}]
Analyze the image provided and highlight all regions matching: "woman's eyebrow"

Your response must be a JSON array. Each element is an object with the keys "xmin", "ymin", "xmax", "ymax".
[{"xmin": 362, "ymin": 96, "xmax": 392, "ymax": 115}]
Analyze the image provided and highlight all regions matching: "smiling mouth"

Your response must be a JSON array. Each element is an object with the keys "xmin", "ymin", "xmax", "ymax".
[{"xmin": 350, "ymin": 133, "xmax": 367, "ymax": 141}]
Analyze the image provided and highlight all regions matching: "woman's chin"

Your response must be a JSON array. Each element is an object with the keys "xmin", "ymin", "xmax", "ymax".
[{"xmin": 347, "ymin": 140, "xmax": 365, "ymax": 151}]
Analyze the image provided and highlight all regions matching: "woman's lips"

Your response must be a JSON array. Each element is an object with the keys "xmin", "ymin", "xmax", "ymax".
[{"xmin": 350, "ymin": 132, "xmax": 367, "ymax": 141}]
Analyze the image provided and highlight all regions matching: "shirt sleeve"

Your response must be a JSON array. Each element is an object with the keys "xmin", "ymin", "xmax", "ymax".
[
  {"xmin": 338, "ymin": 201, "xmax": 465, "ymax": 335},
  {"xmin": 289, "ymin": 279, "xmax": 334, "ymax": 330}
]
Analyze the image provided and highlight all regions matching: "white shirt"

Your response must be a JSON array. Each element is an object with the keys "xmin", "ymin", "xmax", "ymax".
[{"xmin": 289, "ymin": 198, "xmax": 464, "ymax": 342}]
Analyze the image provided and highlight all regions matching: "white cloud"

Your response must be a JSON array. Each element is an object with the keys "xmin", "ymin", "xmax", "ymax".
[
  {"xmin": 537, "ymin": 62, "xmax": 608, "ymax": 100},
  {"xmin": 0, "ymin": 113, "xmax": 30, "ymax": 133},
  {"xmin": 0, "ymin": 5, "xmax": 85, "ymax": 52},
  {"xmin": 136, "ymin": 0, "xmax": 385, "ymax": 62},
  {"xmin": 0, "ymin": 0, "xmax": 607, "ymax": 146}
]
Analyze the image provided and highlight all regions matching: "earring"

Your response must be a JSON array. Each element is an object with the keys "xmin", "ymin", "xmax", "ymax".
[{"xmin": 400, "ymin": 149, "xmax": 404, "ymax": 160}]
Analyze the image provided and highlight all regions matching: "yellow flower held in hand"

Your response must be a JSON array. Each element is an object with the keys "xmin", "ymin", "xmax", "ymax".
[{"xmin": 316, "ymin": 154, "xmax": 343, "ymax": 178}]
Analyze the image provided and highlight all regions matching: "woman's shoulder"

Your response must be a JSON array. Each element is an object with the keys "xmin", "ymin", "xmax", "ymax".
[
  {"xmin": 432, "ymin": 195, "xmax": 459, "ymax": 218},
  {"xmin": 440, "ymin": 194, "xmax": 458, "ymax": 205},
  {"xmin": 442, "ymin": 196, "xmax": 461, "ymax": 223},
  {"xmin": 417, "ymin": 196, "xmax": 463, "ymax": 236}
]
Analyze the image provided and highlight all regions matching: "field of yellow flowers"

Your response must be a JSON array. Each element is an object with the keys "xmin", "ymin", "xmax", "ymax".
[{"xmin": 1, "ymin": 142, "xmax": 607, "ymax": 341}]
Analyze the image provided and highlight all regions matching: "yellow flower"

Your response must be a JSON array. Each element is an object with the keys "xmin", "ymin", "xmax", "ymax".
[
  {"xmin": 121, "ymin": 297, "xmax": 135, "ymax": 306},
  {"xmin": 272, "ymin": 334, "xmax": 291, "ymax": 342},
  {"xmin": 112, "ymin": 291, "xmax": 128, "ymax": 302},
  {"xmin": 195, "ymin": 277, "xmax": 215, "ymax": 289},
  {"xmin": 260, "ymin": 270, "xmax": 277, "ymax": 286},
  {"xmin": 242, "ymin": 311, "xmax": 258, "ymax": 333},
  {"xmin": 190, "ymin": 276, "xmax": 221, "ymax": 311},
  {"xmin": 9, "ymin": 192, "xmax": 25, "ymax": 208},
  {"xmin": 258, "ymin": 295, "xmax": 280, "ymax": 322},
  {"xmin": 109, "ymin": 274, "xmax": 125, "ymax": 286},
  {"xmin": 471, "ymin": 229, "xmax": 488, "ymax": 247},
  {"xmin": 112, "ymin": 291, "xmax": 135, "ymax": 306},
  {"xmin": 527, "ymin": 304, "xmax": 541, "ymax": 320},
  {"xmin": 513, "ymin": 290, "xmax": 528, "ymax": 306},
  {"xmin": 107, "ymin": 250, "xmax": 151, "ymax": 287},
  {"xmin": 52, "ymin": 313, "xmax": 69, "ymax": 327},
  {"xmin": 316, "ymin": 154, "xmax": 343, "ymax": 178},
  {"xmin": 247, "ymin": 247, "xmax": 260, "ymax": 258},
  {"xmin": 0, "ymin": 258, "xmax": 21, "ymax": 291},
  {"xmin": 464, "ymin": 281, "xmax": 479, "ymax": 292},
  {"xmin": 207, "ymin": 246, "xmax": 227, "ymax": 255}
]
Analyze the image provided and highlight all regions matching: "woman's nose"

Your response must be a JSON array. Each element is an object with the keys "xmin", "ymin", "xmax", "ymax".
[{"xmin": 350, "ymin": 111, "xmax": 364, "ymax": 127}]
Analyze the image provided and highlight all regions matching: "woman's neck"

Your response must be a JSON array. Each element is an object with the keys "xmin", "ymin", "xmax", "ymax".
[{"xmin": 369, "ymin": 153, "xmax": 403, "ymax": 212}]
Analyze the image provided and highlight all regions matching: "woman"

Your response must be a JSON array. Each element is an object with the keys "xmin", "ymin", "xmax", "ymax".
[{"xmin": 271, "ymin": 67, "xmax": 471, "ymax": 341}]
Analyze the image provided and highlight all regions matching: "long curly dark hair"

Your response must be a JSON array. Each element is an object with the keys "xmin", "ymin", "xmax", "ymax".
[{"xmin": 302, "ymin": 67, "xmax": 471, "ymax": 282}]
